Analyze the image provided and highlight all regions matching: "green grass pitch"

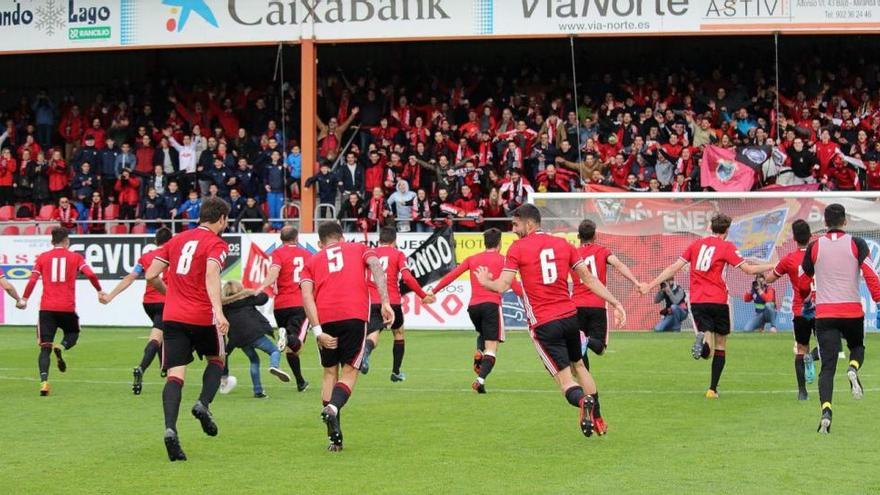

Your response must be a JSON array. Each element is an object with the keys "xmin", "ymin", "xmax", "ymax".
[{"xmin": 0, "ymin": 327, "xmax": 878, "ymax": 494}]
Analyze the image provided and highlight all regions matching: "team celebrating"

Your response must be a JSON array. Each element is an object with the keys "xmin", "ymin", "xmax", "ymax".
[{"xmin": 7, "ymin": 196, "xmax": 880, "ymax": 459}]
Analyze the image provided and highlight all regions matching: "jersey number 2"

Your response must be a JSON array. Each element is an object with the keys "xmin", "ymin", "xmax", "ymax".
[{"xmin": 539, "ymin": 249, "xmax": 558, "ymax": 284}]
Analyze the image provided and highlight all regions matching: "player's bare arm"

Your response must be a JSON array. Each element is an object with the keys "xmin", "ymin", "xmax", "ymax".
[
  {"xmin": 301, "ymin": 280, "xmax": 337, "ymax": 349},
  {"xmin": 205, "ymin": 260, "xmax": 229, "ymax": 335},
  {"xmin": 1, "ymin": 277, "xmax": 21, "ymax": 305},
  {"xmin": 102, "ymin": 272, "xmax": 138, "ymax": 304},
  {"xmin": 739, "ymin": 262, "xmax": 775, "ymax": 275},
  {"xmin": 257, "ymin": 265, "xmax": 281, "ymax": 293},
  {"xmin": 475, "ymin": 266, "xmax": 514, "ymax": 293},
  {"xmin": 641, "ymin": 259, "xmax": 687, "ymax": 294},
  {"xmin": 608, "ymin": 255, "xmax": 641, "ymax": 287},
  {"xmin": 367, "ymin": 255, "xmax": 394, "ymax": 325},
  {"xmin": 575, "ymin": 263, "xmax": 626, "ymax": 327}
]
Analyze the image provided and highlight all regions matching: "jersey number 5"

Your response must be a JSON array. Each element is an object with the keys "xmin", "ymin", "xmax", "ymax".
[
  {"xmin": 176, "ymin": 240, "xmax": 199, "ymax": 275},
  {"xmin": 695, "ymin": 245, "xmax": 716, "ymax": 272},
  {"xmin": 539, "ymin": 248, "xmax": 558, "ymax": 284},
  {"xmin": 328, "ymin": 246, "xmax": 344, "ymax": 273}
]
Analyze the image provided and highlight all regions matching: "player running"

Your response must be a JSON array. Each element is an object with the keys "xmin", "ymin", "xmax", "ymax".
[
  {"xmin": 361, "ymin": 227, "xmax": 429, "ymax": 382},
  {"xmin": 800, "ymin": 204, "xmax": 880, "ymax": 433},
  {"xmin": 476, "ymin": 205, "xmax": 626, "ymax": 438},
  {"xmin": 640, "ymin": 213, "xmax": 772, "ymax": 398},
  {"xmin": 101, "ymin": 227, "xmax": 173, "ymax": 395},
  {"xmin": 256, "ymin": 226, "xmax": 312, "ymax": 392},
  {"xmin": 144, "ymin": 197, "xmax": 231, "ymax": 462},
  {"xmin": 300, "ymin": 221, "xmax": 393, "ymax": 452},
  {"xmin": 427, "ymin": 228, "xmax": 521, "ymax": 394},
  {"xmin": 18, "ymin": 227, "xmax": 105, "ymax": 396},
  {"xmin": 763, "ymin": 220, "xmax": 819, "ymax": 401}
]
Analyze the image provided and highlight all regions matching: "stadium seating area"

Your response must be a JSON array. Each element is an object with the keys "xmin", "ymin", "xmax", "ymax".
[{"xmin": 1, "ymin": 38, "xmax": 879, "ymax": 233}]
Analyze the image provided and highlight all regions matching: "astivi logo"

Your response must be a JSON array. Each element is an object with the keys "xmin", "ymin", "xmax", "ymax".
[{"xmin": 162, "ymin": 0, "xmax": 218, "ymax": 32}]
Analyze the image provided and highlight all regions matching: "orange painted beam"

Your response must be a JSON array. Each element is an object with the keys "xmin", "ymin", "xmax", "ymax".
[{"xmin": 299, "ymin": 39, "xmax": 317, "ymax": 233}]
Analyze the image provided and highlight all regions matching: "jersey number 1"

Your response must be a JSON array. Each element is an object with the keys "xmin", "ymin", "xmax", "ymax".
[{"xmin": 695, "ymin": 245, "xmax": 716, "ymax": 272}]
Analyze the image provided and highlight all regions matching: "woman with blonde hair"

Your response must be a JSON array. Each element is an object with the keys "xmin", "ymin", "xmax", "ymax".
[{"xmin": 220, "ymin": 281, "xmax": 290, "ymax": 398}]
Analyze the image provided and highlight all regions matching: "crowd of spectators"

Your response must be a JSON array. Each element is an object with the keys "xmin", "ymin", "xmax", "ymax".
[{"xmin": 1, "ymin": 44, "xmax": 880, "ymax": 234}]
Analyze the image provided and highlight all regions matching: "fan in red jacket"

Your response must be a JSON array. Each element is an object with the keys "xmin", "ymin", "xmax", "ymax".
[
  {"xmin": 535, "ymin": 164, "xmax": 576, "ymax": 192},
  {"xmin": 364, "ymin": 150, "xmax": 388, "ymax": 193},
  {"xmin": 452, "ymin": 185, "xmax": 480, "ymax": 230},
  {"xmin": 828, "ymin": 156, "xmax": 859, "ymax": 191},
  {"xmin": 609, "ymin": 153, "xmax": 636, "ymax": 188},
  {"xmin": 47, "ymin": 151, "xmax": 69, "ymax": 198},
  {"xmin": 866, "ymin": 160, "xmax": 880, "ymax": 191}
]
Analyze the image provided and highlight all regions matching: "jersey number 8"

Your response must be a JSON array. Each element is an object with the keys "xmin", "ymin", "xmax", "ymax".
[{"xmin": 176, "ymin": 240, "xmax": 199, "ymax": 275}]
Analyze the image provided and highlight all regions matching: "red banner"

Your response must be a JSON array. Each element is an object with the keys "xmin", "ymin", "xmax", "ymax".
[
  {"xmin": 700, "ymin": 145, "xmax": 756, "ymax": 192},
  {"xmin": 242, "ymin": 243, "xmax": 274, "ymax": 295}
]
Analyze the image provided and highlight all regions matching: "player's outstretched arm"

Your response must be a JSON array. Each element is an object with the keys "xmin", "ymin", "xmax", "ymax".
[
  {"xmin": 301, "ymin": 281, "xmax": 337, "ymax": 349},
  {"xmin": 0, "ymin": 277, "xmax": 21, "ymax": 305},
  {"xmin": 475, "ymin": 267, "xmax": 514, "ymax": 293},
  {"xmin": 102, "ymin": 272, "xmax": 138, "ymax": 304},
  {"xmin": 738, "ymin": 262, "xmax": 775, "ymax": 275},
  {"xmin": 367, "ymin": 255, "xmax": 394, "ymax": 325},
  {"xmin": 608, "ymin": 255, "xmax": 641, "ymax": 287},
  {"xmin": 205, "ymin": 261, "xmax": 229, "ymax": 335},
  {"xmin": 575, "ymin": 263, "xmax": 627, "ymax": 327},
  {"xmin": 19, "ymin": 269, "xmax": 43, "ymax": 309},
  {"xmin": 641, "ymin": 259, "xmax": 687, "ymax": 294}
]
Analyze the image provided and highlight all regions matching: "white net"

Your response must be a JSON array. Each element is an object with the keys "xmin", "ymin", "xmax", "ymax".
[{"xmin": 532, "ymin": 191, "xmax": 880, "ymax": 332}]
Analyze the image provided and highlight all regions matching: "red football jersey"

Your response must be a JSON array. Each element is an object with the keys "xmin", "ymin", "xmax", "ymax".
[
  {"xmin": 773, "ymin": 247, "xmax": 810, "ymax": 315},
  {"xmin": 270, "ymin": 244, "xmax": 313, "ymax": 309},
  {"xmin": 571, "ymin": 243, "xmax": 612, "ymax": 309},
  {"xmin": 300, "ymin": 241, "xmax": 376, "ymax": 324},
  {"xmin": 31, "ymin": 248, "xmax": 91, "ymax": 312},
  {"xmin": 504, "ymin": 232, "xmax": 581, "ymax": 328},
  {"xmin": 434, "ymin": 250, "xmax": 507, "ymax": 306},
  {"xmin": 136, "ymin": 249, "xmax": 165, "ymax": 304},
  {"xmin": 679, "ymin": 236, "xmax": 744, "ymax": 304},
  {"xmin": 153, "ymin": 226, "xmax": 229, "ymax": 326},
  {"xmin": 367, "ymin": 245, "xmax": 413, "ymax": 305}
]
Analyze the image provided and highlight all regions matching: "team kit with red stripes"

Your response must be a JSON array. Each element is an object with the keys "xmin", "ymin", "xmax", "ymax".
[{"xmin": 7, "ymin": 201, "xmax": 880, "ymax": 459}]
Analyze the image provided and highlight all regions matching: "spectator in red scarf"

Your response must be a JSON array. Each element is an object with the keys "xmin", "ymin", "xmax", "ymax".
[
  {"xmin": 411, "ymin": 188, "xmax": 433, "ymax": 233},
  {"xmin": 53, "ymin": 196, "xmax": 78, "ymax": 233},
  {"xmin": 365, "ymin": 186, "xmax": 390, "ymax": 232},
  {"xmin": 480, "ymin": 186, "xmax": 508, "ymax": 232},
  {"xmin": 86, "ymin": 191, "xmax": 106, "ymax": 234},
  {"xmin": 317, "ymin": 107, "xmax": 358, "ymax": 159}
]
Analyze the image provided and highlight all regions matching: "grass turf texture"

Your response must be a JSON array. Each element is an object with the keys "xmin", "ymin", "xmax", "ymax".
[{"xmin": 0, "ymin": 327, "xmax": 878, "ymax": 494}]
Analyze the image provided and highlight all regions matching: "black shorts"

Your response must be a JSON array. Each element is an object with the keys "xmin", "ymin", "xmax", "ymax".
[
  {"xmin": 367, "ymin": 304, "xmax": 404, "ymax": 333},
  {"xmin": 529, "ymin": 315, "xmax": 582, "ymax": 376},
  {"xmin": 319, "ymin": 319, "xmax": 367, "ymax": 369},
  {"xmin": 691, "ymin": 303, "xmax": 731, "ymax": 336},
  {"xmin": 792, "ymin": 316, "xmax": 815, "ymax": 346},
  {"xmin": 275, "ymin": 306, "xmax": 309, "ymax": 343},
  {"xmin": 142, "ymin": 303, "xmax": 165, "ymax": 331},
  {"xmin": 162, "ymin": 321, "xmax": 225, "ymax": 369},
  {"xmin": 37, "ymin": 311, "xmax": 80, "ymax": 347},
  {"xmin": 468, "ymin": 303, "xmax": 505, "ymax": 342},
  {"xmin": 816, "ymin": 317, "xmax": 864, "ymax": 350},
  {"xmin": 576, "ymin": 307, "xmax": 608, "ymax": 347}
]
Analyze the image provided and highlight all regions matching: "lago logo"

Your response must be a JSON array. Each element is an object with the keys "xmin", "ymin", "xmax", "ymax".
[{"xmin": 162, "ymin": 0, "xmax": 218, "ymax": 32}]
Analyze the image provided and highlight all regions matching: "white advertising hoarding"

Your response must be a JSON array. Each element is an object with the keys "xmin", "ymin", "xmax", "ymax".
[{"xmin": 0, "ymin": 1, "xmax": 878, "ymax": 53}]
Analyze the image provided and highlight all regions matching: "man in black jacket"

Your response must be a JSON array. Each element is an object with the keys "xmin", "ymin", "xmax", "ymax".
[
  {"xmin": 787, "ymin": 137, "xmax": 818, "ymax": 184},
  {"xmin": 305, "ymin": 162, "xmax": 340, "ymax": 218}
]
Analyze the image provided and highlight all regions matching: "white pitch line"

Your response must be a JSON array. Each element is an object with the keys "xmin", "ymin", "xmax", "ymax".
[{"xmin": 0, "ymin": 375, "xmax": 876, "ymax": 396}]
